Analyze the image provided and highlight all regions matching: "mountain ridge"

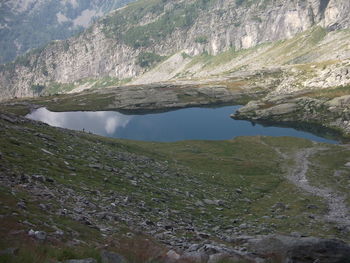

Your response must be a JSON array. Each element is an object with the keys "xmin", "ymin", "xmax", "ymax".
[
  {"xmin": 1, "ymin": 0, "xmax": 350, "ymax": 101},
  {"xmin": 0, "ymin": 0, "xmax": 134, "ymax": 64}
]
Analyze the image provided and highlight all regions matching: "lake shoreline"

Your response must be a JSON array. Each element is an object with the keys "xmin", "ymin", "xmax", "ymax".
[
  {"xmin": 1, "ymin": 83, "xmax": 348, "ymax": 143},
  {"xmin": 25, "ymin": 106, "xmax": 337, "ymax": 144}
]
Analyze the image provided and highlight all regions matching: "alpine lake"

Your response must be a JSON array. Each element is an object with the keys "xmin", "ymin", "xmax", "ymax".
[{"xmin": 26, "ymin": 105, "xmax": 338, "ymax": 144}]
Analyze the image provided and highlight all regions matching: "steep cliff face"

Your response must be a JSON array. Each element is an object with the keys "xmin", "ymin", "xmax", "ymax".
[
  {"xmin": 1, "ymin": 0, "xmax": 350, "ymax": 100},
  {"xmin": 0, "ymin": 0, "xmax": 134, "ymax": 64}
]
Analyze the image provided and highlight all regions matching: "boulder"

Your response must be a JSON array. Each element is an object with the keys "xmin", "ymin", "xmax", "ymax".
[
  {"xmin": 165, "ymin": 250, "xmax": 181, "ymax": 262},
  {"xmin": 28, "ymin": 229, "xmax": 47, "ymax": 240},
  {"xmin": 180, "ymin": 252, "xmax": 209, "ymax": 263},
  {"xmin": 0, "ymin": 247, "xmax": 19, "ymax": 256},
  {"xmin": 264, "ymin": 103, "xmax": 298, "ymax": 116},
  {"xmin": 236, "ymin": 100, "xmax": 263, "ymax": 113},
  {"xmin": 248, "ymin": 235, "xmax": 350, "ymax": 263},
  {"xmin": 35, "ymin": 231, "xmax": 47, "ymax": 240},
  {"xmin": 101, "ymin": 250, "xmax": 127, "ymax": 263},
  {"xmin": 207, "ymin": 253, "xmax": 242, "ymax": 263}
]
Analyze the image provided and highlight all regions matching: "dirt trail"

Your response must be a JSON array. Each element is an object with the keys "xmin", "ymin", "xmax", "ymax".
[{"xmin": 288, "ymin": 147, "xmax": 350, "ymax": 226}]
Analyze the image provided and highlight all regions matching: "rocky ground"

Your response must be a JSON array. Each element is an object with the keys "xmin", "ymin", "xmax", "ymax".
[
  {"xmin": 233, "ymin": 87, "xmax": 350, "ymax": 141},
  {"xmin": 28, "ymin": 82, "xmax": 263, "ymax": 113},
  {"xmin": 4, "ymin": 60, "xmax": 349, "ymax": 142},
  {"xmin": 1, "ymin": 106, "xmax": 350, "ymax": 262}
]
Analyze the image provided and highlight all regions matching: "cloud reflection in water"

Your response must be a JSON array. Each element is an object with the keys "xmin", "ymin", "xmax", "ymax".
[
  {"xmin": 26, "ymin": 106, "xmax": 337, "ymax": 143},
  {"xmin": 27, "ymin": 108, "xmax": 132, "ymax": 136}
]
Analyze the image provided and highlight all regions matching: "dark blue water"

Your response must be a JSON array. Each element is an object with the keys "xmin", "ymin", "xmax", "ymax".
[{"xmin": 26, "ymin": 106, "xmax": 337, "ymax": 143}]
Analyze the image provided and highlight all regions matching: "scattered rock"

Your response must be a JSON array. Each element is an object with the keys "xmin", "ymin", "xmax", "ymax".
[
  {"xmin": 20, "ymin": 174, "xmax": 30, "ymax": 183},
  {"xmin": 0, "ymin": 114, "xmax": 17, "ymax": 123},
  {"xmin": 195, "ymin": 201, "xmax": 204, "ymax": 207},
  {"xmin": 143, "ymin": 172, "xmax": 152, "ymax": 178},
  {"xmin": 239, "ymin": 223, "xmax": 248, "ymax": 229},
  {"xmin": 46, "ymin": 177, "xmax": 55, "ymax": 183},
  {"xmin": 31, "ymin": 174, "xmax": 46, "ymax": 183},
  {"xmin": 197, "ymin": 232, "xmax": 210, "ymax": 239},
  {"xmin": 35, "ymin": 231, "xmax": 47, "ymax": 240},
  {"xmin": 41, "ymin": 148, "xmax": 54, "ymax": 155},
  {"xmin": 235, "ymin": 188, "xmax": 242, "ymax": 194},
  {"xmin": 89, "ymin": 164, "xmax": 103, "ymax": 170},
  {"xmin": 28, "ymin": 229, "xmax": 47, "ymax": 240},
  {"xmin": 307, "ymin": 204, "xmax": 319, "ymax": 209},
  {"xmin": 0, "ymin": 247, "xmax": 19, "ymax": 256},
  {"xmin": 55, "ymin": 229, "xmax": 64, "ymax": 236},
  {"xmin": 203, "ymin": 199, "xmax": 216, "ymax": 205},
  {"xmin": 101, "ymin": 250, "xmax": 127, "ymax": 263},
  {"xmin": 17, "ymin": 201, "xmax": 26, "ymax": 209},
  {"xmin": 34, "ymin": 133, "xmax": 56, "ymax": 142},
  {"xmin": 38, "ymin": 203, "xmax": 47, "ymax": 210}
]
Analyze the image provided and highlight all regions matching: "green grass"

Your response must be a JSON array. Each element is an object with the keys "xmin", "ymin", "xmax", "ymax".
[
  {"xmin": 308, "ymin": 145, "xmax": 350, "ymax": 207},
  {"xmin": 1, "ymin": 101, "xmax": 350, "ymax": 261}
]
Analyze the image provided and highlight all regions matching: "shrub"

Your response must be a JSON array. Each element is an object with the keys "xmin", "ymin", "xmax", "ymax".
[
  {"xmin": 136, "ymin": 52, "xmax": 166, "ymax": 68},
  {"xmin": 181, "ymin": 52, "xmax": 192, "ymax": 59},
  {"xmin": 195, "ymin": 35, "xmax": 209, "ymax": 44},
  {"xmin": 31, "ymin": 84, "xmax": 45, "ymax": 94}
]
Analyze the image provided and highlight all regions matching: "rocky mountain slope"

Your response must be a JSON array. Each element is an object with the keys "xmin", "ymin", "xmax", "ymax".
[
  {"xmin": 0, "ymin": 0, "xmax": 134, "ymax": 64},
  {"xmin": 2, "ymin": 1, "xmax": 350, "ymax": 262},
  {"xmin": 1, "ymin": 105, "xmax": 350, "ymax": 262},
  {"xmin": 1, "ymin": 0, "xmax": 350, "ymax": 101}
]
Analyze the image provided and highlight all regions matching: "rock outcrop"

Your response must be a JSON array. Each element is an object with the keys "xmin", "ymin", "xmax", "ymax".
[
  {"xmin": 233, "ymin": 92, "xmax": 350, "ymax": 138},
  {"xmin": 1, "ymin": 0, "xmax": 350, "ymax": 100}
]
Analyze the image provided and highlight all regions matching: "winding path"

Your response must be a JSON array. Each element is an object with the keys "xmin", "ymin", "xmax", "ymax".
[{"xmin": 288, "ymin": 147, "xmax": 350, "ymax": 226}]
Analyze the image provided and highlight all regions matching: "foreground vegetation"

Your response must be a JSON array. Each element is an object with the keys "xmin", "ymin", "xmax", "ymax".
[{"xmin": 0, "ymin": 102, "xmax": 350, "ymax": 262}]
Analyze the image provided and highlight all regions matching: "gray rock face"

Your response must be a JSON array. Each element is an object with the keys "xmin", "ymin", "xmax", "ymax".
[
  {"xmin": 260, "ymin": 103, "xmax": 298, "ymax": 116},
  {"xmin": 1, "ymin": 0, "xmax": 350, "ymax": 100},
  {"xmin": 233, "ymin": 93, "xmax": 350, "ymax": 137},
  {"xmin": 0, "ymin": 0, "xmax": 135, "ymax": 64}
]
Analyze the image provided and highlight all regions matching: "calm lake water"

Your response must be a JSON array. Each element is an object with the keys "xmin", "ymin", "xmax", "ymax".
[{"xmin": 26, "ymin": 106, "xmax": 337, "ymax": 143}]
